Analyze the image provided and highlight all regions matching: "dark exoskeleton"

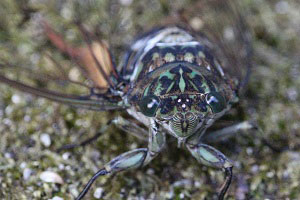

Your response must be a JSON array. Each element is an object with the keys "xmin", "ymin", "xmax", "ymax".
[{"xmin": 0, "ymin": 1, "xmax": 253, "ymax": 199}]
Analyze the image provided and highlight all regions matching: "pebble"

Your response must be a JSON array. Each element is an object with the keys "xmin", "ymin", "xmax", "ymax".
[
  {"xmin": 23, "ymin": 168, "xmax": 33, "ymax": 181},
  {"xmin": 51, "ymin": 197, "xmax": 64, "ymax": 200},
  {"xmin": 93, "ymin": 187, "xmax": 104, "ymax": 199},
  {"xmin": 40, "ymin": 171, "xmax": 64, "ymax": 184},
  {"xmin": 179, "ymin": 193, "xmax": 185, "ymax": 199},
  {"xmin": 40, "ymin": 133, "xmax": 51, "ymax": 147},
  {"xmin": 62, "ymin": 152, "xmax": 70, "ymax": 160},
  {"xmin": 223, "ymin": 26, "xmax": 235, "ymax": 41},
  {"xmin": 12, "ymin": 94, "xmax": 22, "ymax": 104},
  {"xmin": 189, "ymin": 17, "xmax": 204, "ymax": 31},
  {"xmin": 275, "ymin": 1, "xmax": 289, "ymax": 14},
  {"xmin": 119, "ymin": 0, "xmax": 133, "ymax": 6}
]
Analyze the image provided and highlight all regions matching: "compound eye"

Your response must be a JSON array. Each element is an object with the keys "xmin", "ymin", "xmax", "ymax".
[
  {"xmin": 205, "ymin": 92, "xmax": 226, "ymax": 113},
  {"xmin": 138, "ymin": 95, "xmax": 160, "ymax": 117}
]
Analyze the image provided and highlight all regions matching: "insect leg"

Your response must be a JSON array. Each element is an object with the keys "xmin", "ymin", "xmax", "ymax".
[
  {"xmin": 203, "ymin": 121, "xmax": 289, "ymax": 152},
  {"xmin": 76, "ymin": 121, "xmax": 165, "ymax": 199},
  {"xmin": 56, "ymin": 131, "xmax": 104, "ymax": 152},
  {"xmin": 56, "ymin": 120, "xmax": 113, "ymax": 152},
  {"xmin": 202, "ymin": 121, "xmax": 255, "ymax": 143},
  {"xmin": 57, "ymin": 116, "xmax": 149, "ymax": 152},
  {"xmin": 186, "ymin": 140, "xmax": 233, "ymax": 200},
  {"xmin": 112, "ymin": 116, "xmax": 148, "ymax": 141}
]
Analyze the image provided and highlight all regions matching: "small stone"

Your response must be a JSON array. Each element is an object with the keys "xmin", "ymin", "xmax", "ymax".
[
  {"xmin": 70, "ymin": 187, "xmax": 79, "ymax": 197},
  {"xmin": 266, "ymin": 171, "xmax": 275, "ymax": 178},
  {"xmin": 275, "ymin": 1, "xmax": 289, "ymax": 14},
  {"xmin": 251, "ymin": 165, "xmax": 259, "ymax": 173},
  {"xmin": 165, "ymin": 190, "xmax": 174, "ymax": 199},
  {"xmin": 146, "ymin": 168, "xmax": 155, "ymax": 175},
  {"xmin": 287, "ymin": 87, "xmax": 298, "ymax": 101},
  {"xmin": 246, "ymin": 147, "xmax": 253, "ymax": 155},
  {"xmin": 223, "ymin": 26, "xmax": 235, "ymax": 41},
  {"xmin": 189, "ymin": 17, "xmax": 204, "ymax": 31},
  {"xmin": 93, "ymin": 187, "xmax": 104, "ymax": 199},
  {"xmin": 20, "ymin": 162, "xmax": 27, "ymax": 169},
  {"xmin": 40, "ymin": 171, "xmax": 64, "ymax": 184},
  {"xmin": 119, "ymin": 0, "xmax": 133, "ymax": 6},
  {"xmin": 33, "ymin": 190, "xmax": 42, "ymax": 198},
  {"xmin": 62, "ymin": 152, "xmax": 70, "ymax": 160},
  {"xmin": 12, "ymin": 94, "xmax": 22, "ymax": 104},
  {"xmin": 194, "ymin": 181, "xmax": 201, "ymax": 187},
  {"xmin": 58, "ymin": 164, "xmax": 65, "ymax": 170},
  {"xmin": 24, "ymin": 115, "xmax": 31, "ymax": 122},
  {"xmin": 23, "ymin": 168, "xmax": 32, "ymax": 181},
  {"xmin": 4, "ymin": 152, "xmax": 13, "ymax": 159},
  {"xmin": 51, "ymin": 196, "xmax": 64, "ymax": 200},
  {"xmin": 40, "ymin": 133, "xmax": 51, "ymax": 147},
  {"xmin": 179, "ymin": 193, "xmax": 185, "ymax": 199}
]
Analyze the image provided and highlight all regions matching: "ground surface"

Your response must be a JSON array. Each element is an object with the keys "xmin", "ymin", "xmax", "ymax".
[{"xmin": 0, "ymin": 0, "xmax": 300, "ymax": 199}]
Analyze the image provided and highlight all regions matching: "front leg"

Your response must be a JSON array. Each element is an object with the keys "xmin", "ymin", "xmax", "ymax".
[
  {"xmin": 76, "ymin": 120, "xmax": 165, "ymax": 200},
  {"xmin": 186, "ymin": 138, "xmax": 233, "ymax": 200}
]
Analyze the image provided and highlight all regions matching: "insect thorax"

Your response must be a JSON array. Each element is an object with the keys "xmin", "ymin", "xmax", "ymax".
[{"xmin": 123, "ymin": 27, "xmax": 238, "ymax": 139}]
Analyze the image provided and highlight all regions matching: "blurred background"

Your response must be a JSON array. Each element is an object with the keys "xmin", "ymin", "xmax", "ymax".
[{"xmin": 0, "ymin": 0, "xmax": 300, "ymax": 199}]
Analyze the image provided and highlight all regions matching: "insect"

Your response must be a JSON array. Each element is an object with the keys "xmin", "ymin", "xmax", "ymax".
[{"xmin": 0, "ymin": 1, "xmax": 252, "ymax": 199}]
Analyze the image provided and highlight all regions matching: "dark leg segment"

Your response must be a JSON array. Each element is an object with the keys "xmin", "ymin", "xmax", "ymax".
[
  {"xmin": 186, "ymin": 142, "xmax": 233, "ymax": 200},
  {"xmin": 57, "ymin": 116, "xmax": 149, "ymax": 152},
  {"xmin": 76, "ymin": 168, "xmax": 109, "ymax": 200},
  {"xmin": 76, "ymin": 148, "xmax": 148, "ymax": 200},
  {"xmin": 76, "ymin": 120, "xmax": 165, "ymax": 199}
]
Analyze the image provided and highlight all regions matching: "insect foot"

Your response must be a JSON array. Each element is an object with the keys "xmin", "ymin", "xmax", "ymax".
[
  {"xmin": 76, "ymin": 148, "xmax": 148, "ymax": 200},
  {"xmin": 187, "ymin": 143, "xmax": 233, "ymax": 200}
]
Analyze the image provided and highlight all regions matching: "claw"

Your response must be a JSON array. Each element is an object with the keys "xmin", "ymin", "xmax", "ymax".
[
  {"xmin": 76, "ymin": 168, "xmax": 109, "ymax": 200},
  {"xmin": 76, "ymin": 149, "xmax": 148, "ymax": 199},
  {"xmin": 218, "ymin": 166, "xmax": 233, "ymax": 200}
]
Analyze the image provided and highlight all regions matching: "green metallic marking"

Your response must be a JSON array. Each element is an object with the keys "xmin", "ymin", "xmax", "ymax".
[
  {"xmin": 150, "ymin": 70, "xmax": 177, "ymax": 96},
  {"xmin": 184, "ymin": 53, "xmax": 194, "ymax": 63},
  {"xmin": 115, "ymin": 152, "xmax": 145, "ymax": 169},
  {"xmin": 166, "ymin": 81, "xmax": 175, "ymax": 93},
  {"xmin": 188, "ymin": 80, "xmax": 199, "ymax": 91},
  {"xmin": 159, "ymin": 70, "xmax": 174, "ymax": 79},
  {"xmin": 170, "ymin": 96, "xmax": 178, "ymax": 100},
  {"xmin": 201, "ymin": 77, "xmax": 211, "ymax": 93},
  {"xmin": 198, "ymin": 51, "xmax": 205, "ymax": 58},
  {"xmin": 188, "ymin": 70, "xmax": 211, "ymax": 93},
  {"xmin": 154, "ymin": 82, "xmax": 163, "ymax": 96},
  {"xmin": 144, "ymin": 85, "xmax": 150, "ymax": 96},
  {"xmin": 152, "ymin": 52, "xmax": 160, "ymax": 60},
  {"xmin": 179, "ymin": 68, "xmax": 185, "ymax": 93},
  {"xmin": 164, "ymin": 53, "xmax": 175, "ymax": 62},
  {"xmin": 199, "ymin": 147, "xmax": 219, "ymax": 163},
  {"xmin": 190, "ymin": 71, "xmax": 198, "ymax": 78},
  {"xmin": 204, "ymin": 85, "xmax": 210, "ymax": 93}
]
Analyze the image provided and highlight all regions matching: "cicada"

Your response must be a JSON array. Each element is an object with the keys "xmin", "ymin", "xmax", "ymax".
[{"xmin": 0, "ymin": 0, "xmax": 252, "ymax": 199}]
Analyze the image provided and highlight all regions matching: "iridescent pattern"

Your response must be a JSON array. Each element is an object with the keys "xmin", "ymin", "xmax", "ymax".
[{"xmin": 124, "ymin": 27, "xmax": 238, "ymax": 139}]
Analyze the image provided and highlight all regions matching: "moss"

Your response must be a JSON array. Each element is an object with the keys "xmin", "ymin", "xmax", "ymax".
[{"xmin": 1, "ymin": 0, "xmax": 300, "ymax": 199}]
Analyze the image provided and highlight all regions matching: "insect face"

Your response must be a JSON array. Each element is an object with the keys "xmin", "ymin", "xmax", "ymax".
[{"xmin": 135, "ymin": 60, "xmax": 235, "ymax": 140}]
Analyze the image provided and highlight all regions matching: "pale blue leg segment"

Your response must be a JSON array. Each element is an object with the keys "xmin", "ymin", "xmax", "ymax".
[
  {"xmin": 186, "ymin": 138, "xmax": 233, "ymax": 200},
  {"xmin": 76, "ymin": 120, "xmax": 165, "ymax": 200}
]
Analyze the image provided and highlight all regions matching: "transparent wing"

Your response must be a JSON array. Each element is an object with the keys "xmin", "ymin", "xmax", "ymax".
[
  {"xmin": 167, "ymin": 0, "xmax": 253, "ymax": 93},
  {"xmin": 0, "ymin": 0, "xmax": 251, "ymax": 110},
  {"xmin": 0, "ymin": 1, "xmax": 125, "ymax": 111}
]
